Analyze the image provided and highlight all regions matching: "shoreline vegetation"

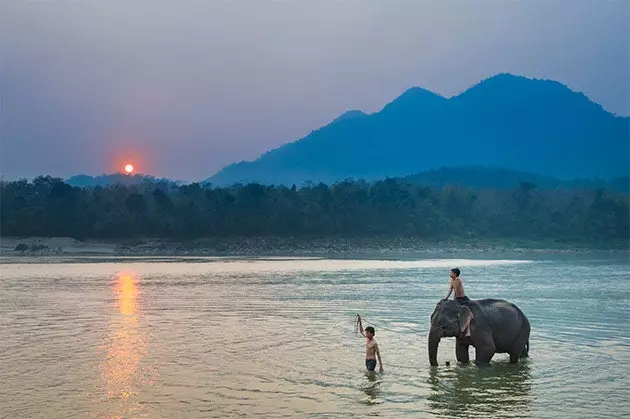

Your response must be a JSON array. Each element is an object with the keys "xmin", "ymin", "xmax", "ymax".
[
  {"xmin": 2, "ymin": 177, "xmax": 628, "ymax": 257},
  {"xmin": 1, "ymin": 236, "xmax": 627, "ymax": 258}
]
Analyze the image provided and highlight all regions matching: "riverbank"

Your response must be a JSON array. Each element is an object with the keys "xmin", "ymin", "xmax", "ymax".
[{"xmin": 1, "ymin": 236, "xmax": 627, "ymax": 257}]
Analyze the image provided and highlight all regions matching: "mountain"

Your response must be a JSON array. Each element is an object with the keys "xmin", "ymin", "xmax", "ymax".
[
  {"xmin": 66, "ymin": 173, "xmax": 177, "ymax": 187},
  {"xmin": 207, "ymin": 74, "xmax": 629, "ymax": 186},
  {"xmin": 403, "ymin": 167, "xmax": 629, "ymax": 192},
  {"xmin": 330, "ymin": 110, "xmax": 368, "ymax": 124}
]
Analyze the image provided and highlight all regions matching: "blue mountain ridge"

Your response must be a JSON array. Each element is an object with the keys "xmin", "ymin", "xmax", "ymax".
[{"xmin": 206, "ymin": 73, "xmax": 629, "ymax": 186}]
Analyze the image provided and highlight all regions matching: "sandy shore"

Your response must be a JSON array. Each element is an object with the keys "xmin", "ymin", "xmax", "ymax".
[
  {"xmin": 0, "ymin": 237, "xmax": 117, "ymax": 256},
  {"xmin": 1, "ymin": 236, "xmax": 625, "ymax": 258}
]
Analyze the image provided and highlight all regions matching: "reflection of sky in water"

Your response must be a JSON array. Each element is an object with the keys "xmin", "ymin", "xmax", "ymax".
[
  {"xmin": 99, "ymin": 272, "xmax": 150, "ymax": 415},
  {"xmin": 195, "ymin": 258, "xmax": 533, "ymax": 274},
  {"xmin": 1, "ymin": 255, "xmax": 628, "ymax": 418}
]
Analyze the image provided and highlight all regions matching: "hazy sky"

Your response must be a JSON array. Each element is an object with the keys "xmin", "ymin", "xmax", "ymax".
[{"xmin": 1, "ymin": 1, "xmax": 628, "ymax": 180}]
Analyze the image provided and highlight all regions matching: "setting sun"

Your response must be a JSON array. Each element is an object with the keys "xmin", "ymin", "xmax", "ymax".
[{"xmin": 124, "ymin": 164, "xmax": 134, "ymax": 174}]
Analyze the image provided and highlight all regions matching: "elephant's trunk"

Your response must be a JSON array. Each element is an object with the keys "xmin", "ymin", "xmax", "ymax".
[{"xmin": 428, "ymin": 327, "xmax": 443, "ymax": 366}]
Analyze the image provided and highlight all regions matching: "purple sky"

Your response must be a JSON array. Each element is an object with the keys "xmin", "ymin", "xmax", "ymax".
[{"xmin": 1, "ymin": 1, "xmax": 628, "ymax": 181}]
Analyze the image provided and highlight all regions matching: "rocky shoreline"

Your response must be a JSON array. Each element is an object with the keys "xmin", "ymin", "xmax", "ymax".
[{"xmin": 1, "ymin": 236, "xmax": 627, "ymax": 258}]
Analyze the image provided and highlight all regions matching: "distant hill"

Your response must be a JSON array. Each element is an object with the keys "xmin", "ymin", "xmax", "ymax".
[
  {"xmin": 330, "ymin": 110, "xmax": 368, "ymax": 124},
  {"xmin": 207, "ymin": 74, "xmax": 629, "ymax": 186},
  {"xmin": 66, "ymin": 173, "xmax": 177, "ymax": 188},
  {"xmin": 65, "ymin": 167, "xmax": 628, "ymax": 192},
  {"xmin": 403, "ymin": 167, "xmax": 629, "ymax": 192}
]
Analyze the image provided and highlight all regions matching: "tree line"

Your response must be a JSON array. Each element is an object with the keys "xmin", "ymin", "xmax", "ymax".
[{"xmin": 1, "ymin": 176, "xmax": 628, "ymax": 244}]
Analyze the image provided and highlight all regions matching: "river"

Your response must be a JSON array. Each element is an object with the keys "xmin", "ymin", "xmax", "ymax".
[{"xmin": 1, "ymin": 252, "xmax": 628, "ymax": 418}]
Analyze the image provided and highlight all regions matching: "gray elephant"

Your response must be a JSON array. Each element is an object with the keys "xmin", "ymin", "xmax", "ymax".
[{"xmin": 428, "ymin": 298, "xmax": 530, "ymax": 366}]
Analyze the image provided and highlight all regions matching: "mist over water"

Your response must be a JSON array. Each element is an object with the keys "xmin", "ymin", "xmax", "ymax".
[{"xmin": 1, "ymin": 254, "xmax": 628, "ymax": 418}]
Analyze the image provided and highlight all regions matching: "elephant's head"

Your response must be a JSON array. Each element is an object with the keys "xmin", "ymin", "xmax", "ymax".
[{"xmin": 428, "ymin": 299, "xmax": 473, "ymax": 366}]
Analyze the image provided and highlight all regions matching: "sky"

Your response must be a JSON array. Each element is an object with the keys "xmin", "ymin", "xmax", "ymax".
[{"xmin": 1, "ymin": 0, "xmax": 628, "ymax": 181}]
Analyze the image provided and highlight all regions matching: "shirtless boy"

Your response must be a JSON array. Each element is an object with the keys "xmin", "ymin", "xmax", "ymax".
[
  {"xmin": 444, "ymin": 268, "xmax": 473, "ymax": 337},
  {"xmin": 356, "ymin": 315, "xmax": 383, "ymax": 372}
]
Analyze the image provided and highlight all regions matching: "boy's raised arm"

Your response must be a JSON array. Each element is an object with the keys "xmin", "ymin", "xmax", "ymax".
[{"xmin": 357, "ymin": 314, "xmax": 366, "ymax": 337}]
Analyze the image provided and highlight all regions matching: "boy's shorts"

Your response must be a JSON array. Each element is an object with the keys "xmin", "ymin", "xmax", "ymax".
[{"xmin": 366, "ymin": 359, "xmax": 377, "ymax": 371}]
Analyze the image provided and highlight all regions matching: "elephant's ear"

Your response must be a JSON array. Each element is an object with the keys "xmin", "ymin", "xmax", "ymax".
[{"xmin": 458, "ymin": 306, "xmax": 473, "ymax": 332}]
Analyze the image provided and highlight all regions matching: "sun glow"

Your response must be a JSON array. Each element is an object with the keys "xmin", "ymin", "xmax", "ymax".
[
  {"xmin": 98, "ymin": 271, "xmax": 153, "ymax": 411},
  {"xmin": 124, "ymin": 164, "xmax": 134, "ymax": 174},
  {"xmin": 116, "ymin": 273, "xmax": 138, "ymax": 316}
]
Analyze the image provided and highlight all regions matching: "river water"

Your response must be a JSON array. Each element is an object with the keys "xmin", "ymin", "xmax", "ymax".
[{"xmin": 1, "ymin": 252, "xmax": 628, "ymax": 418}]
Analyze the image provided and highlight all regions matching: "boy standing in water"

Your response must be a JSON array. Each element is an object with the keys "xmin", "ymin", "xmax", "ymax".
[
  {"xmin": 356, "ymin": 315, "xmax": 383, "ymax": 372},
  {"xmin": 444, "ymin": 268, "xmax": 473, "ymax": 337}
]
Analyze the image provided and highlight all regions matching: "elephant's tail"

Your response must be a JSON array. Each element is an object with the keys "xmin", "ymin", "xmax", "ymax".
[
  {"xmin": 520, "ymin": 339, "xmax": 529, "ymax": 358},
  {"xmin": 514, "ymin": 308, "xmax": 531, "ymax": 358}
]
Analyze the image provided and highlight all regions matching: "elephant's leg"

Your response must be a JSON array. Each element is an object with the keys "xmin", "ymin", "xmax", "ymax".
[
  {"xmin": 455, "ymin": 339, "xmax": 470, "ymax": 363},
  {"xmin": 509, "ymin": 352, "xmax": 519, "ymax": 364},
  {"xmin": 474, "ymin": 336, "xmax": 495, "ymax": 365}
]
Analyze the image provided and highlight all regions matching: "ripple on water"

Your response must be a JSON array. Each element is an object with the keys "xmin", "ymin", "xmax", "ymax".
[{"xmin": 0, "ymin": 255, "xmax": 629, "ymax": 418}]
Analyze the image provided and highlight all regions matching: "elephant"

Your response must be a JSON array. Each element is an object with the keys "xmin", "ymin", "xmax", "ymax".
[{"xmin": 428, "ymin": 298, "xmax": 530, "ymax": 366}]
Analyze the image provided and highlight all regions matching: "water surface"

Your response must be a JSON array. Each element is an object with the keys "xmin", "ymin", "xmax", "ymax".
[{"xmin": 1, "ymin": 253, "xmax": 628, "ymax": 418}]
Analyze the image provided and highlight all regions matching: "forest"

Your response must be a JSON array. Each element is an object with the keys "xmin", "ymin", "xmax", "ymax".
[{"xmin": 1, "ymin": 176, "xmax": 628, "ymax": 245}]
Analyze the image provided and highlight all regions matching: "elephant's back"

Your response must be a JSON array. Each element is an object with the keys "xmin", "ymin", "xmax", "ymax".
[
  {"xmin": 475, "ymin": 298, "xmax": 511, "ymax": 306},
  {"xmin": 477, "ymin": 299, "xmax": 526, "ymax": 322},
  {"xmin": 476, "ymin": 298, "xmax": 528, "ymax": 318}
]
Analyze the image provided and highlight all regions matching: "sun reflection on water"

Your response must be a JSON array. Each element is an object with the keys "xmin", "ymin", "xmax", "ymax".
[
  {"xmin": 117, "ymin": 273, "xmax": 138, "ymax": 317},
  {"xmin": 97, "ymin": 272, "xmax": 152, "ymax": 417}
]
